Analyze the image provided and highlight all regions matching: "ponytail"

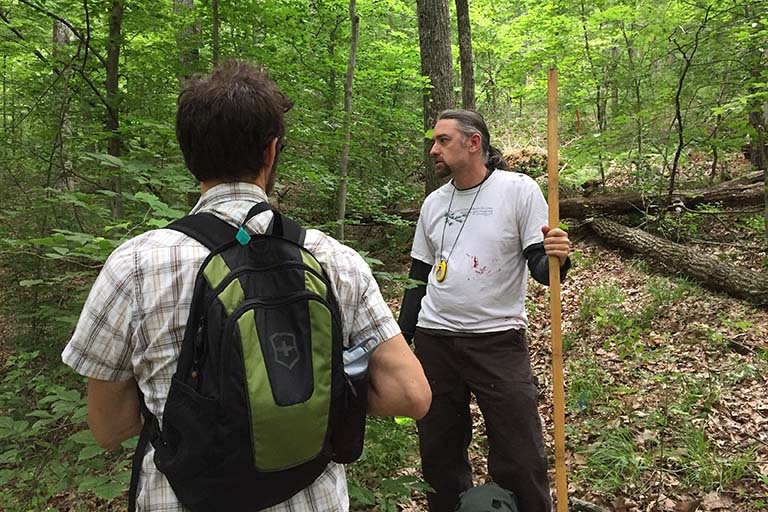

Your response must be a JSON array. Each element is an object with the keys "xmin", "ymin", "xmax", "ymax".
[{"xmin": 486, "ymin": 146, "xmax": 510, "ymax": 171}]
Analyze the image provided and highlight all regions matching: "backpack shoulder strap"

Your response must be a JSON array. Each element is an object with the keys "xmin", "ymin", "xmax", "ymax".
[
  {"xmin": 241, "ymin": 203, "xmax": 306, "ymax": 246},
  {"xmin": 128, "ymin": 387, "xmax": 159, "ymax": 512},
  {"xmin": 280, "ymin": 214, "xmax": 307, "ymax": 246},
  {"xmin": 167, "ymin": 212, "xmax": 235, "ymax": 251},
  {"xmin": 168, "ymin": 202, "xmax": 306, "ymax": 250}
]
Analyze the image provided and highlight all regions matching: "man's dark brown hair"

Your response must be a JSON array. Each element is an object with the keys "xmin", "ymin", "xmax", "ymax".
[
  {"xmin": 176, "ymin": 60, "xmax": 293, "ymax": 182},
  {"xmin": 438, "ymin": 109, "xmax": 510, "ymax": 171}
]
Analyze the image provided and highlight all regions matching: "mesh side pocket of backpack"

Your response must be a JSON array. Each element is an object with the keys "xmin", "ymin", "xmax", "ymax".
[
  {"xmin": 329, "ymin": 372, "xmax": 368, "ymax": 463},
  {"xmin": 154, "ymin": 376, "xmax": 219, "ymax": 481}
]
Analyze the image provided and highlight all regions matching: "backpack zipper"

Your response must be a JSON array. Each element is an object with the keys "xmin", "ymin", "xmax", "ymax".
[{"xmin": 203, "ymin": 261, "xmax": 332, "ymax": 316}]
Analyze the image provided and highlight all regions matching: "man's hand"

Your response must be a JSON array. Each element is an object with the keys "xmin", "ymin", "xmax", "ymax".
[{"xmin": 541, "ymin": 226, "xmax": 570, "ymax": 266}]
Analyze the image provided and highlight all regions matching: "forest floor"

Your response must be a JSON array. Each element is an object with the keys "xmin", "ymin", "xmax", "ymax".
[{"xmin": 393, "ymin": 221, "xmax": 768, "ymax": 512}]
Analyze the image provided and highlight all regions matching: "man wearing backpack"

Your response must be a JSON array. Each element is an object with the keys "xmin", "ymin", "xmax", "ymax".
[{"xmin": 62, "ymin": 60, "xmax": 431, "ymax": 512}]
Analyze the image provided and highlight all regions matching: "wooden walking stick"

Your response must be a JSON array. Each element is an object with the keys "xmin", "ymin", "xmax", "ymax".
[{"xmin": 547, "ymin": 65, "xmax": 568, "ymax": 512}]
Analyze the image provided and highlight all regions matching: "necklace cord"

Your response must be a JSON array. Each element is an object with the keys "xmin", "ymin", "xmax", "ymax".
[{"xmin": 437, "ymin": 179, "xmax": 484, "ymax": 265}]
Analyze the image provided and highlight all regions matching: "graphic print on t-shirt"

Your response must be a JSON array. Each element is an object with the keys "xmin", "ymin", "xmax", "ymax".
[{"xmin": 444, "ymin": 205, "xmax": 494, "ymax": 226}]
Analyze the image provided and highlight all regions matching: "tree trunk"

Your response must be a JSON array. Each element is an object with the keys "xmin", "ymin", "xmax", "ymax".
[
  {"xmin": 589, "ymin": 218, "xmax": 768, "ymax": 306},
  {"xmin": 175, "ymin": 0, "xmax": 200, "ymax": 81},
  {"xmin": 106, "ymin": 0, "xmax": 123, "ymax": 219},
  {"xmin": 559, "ymin": 172, "xmax": 765, "ymax": 218},
  {"xmin": 579, "ymin": 0, "xmax": 606, "ymax": 132},
  {"xmin": 212, "ymin": 0, "xmax": 220, "ymax": 66},
  {"xmin": 621, "ymin": 25, "xmax": 644, "ymax": 177},
  {"xmin": 667, "ymin": 9, "xmax": 709, "ymax": 195},
  {"xmin": 1, "ymin": 55, "xmax": 6, "ymax": 134},
  {"xmin": 335, "ymin": 0, "xmax": 358, "ymax": 241},
  {"xmin": 417, "ymin": 0, "xmax": 454, "ymax": 196},
  {"xmin": 743, "ymin": 3, "xmax": 768, "ymax": 233},
  {"xmin": 455, "ymin": 0, "xmax": 475, "ymax": 110},
  {"xmin": 53, "ymin": 20, "xmax": 74, "ymax": 192}
]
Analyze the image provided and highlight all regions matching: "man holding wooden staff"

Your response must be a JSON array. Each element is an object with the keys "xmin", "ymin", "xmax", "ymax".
[{"xmin": 399, "ymin": 109, "xmax": 571, "ymax": 511}]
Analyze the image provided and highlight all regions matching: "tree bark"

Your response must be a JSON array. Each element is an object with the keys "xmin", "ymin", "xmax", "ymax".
[
  {"xmin": 589, "ymin": 218, "xmax": 768, "ymax": 306},
  {"xmin": 106, "ymin": 0, "xmax": 123, "ymax": 219},
  {"xmin": 621, "ymin": 24, "xmax": 644, "ymax": 177},
  {"xmin": 560, "ymin": 172, "xmax": 765, "ymax": 218},
  {"xmin": 417, "ymin": 0, "xmax": 454, "ymax": 196},
  {"xmin": 212, "ymin": 0, "xmax": 220, "ymax": 66},
  {"xmin": 53, "ymin": 20, "xmax": 74, "ymax": 191},
  {"xmin": 335, "ymin": 0, "xmax": 358, "ymax": 241},
  {"xmin": 455, "ymin": 0, "xmax": 475, "ymax": 110},
  {"xmin": 743, "ymin": 4, "xmax": 768, "ymax": 233},
  {"xmin": 175, "ymin": 0, "xmax": 200, "ymax": 81}
]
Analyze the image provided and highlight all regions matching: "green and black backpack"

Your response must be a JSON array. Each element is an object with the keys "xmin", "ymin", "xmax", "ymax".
[{"xmin": 128, "ymin": 203, "xmax": 368, "ymax": 512}]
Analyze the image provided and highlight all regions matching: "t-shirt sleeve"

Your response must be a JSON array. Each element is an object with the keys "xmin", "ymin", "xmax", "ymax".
[
  {"xmin": 61, "ymin": 242, "xmax": 136, "ymax": 382},
  {"xmin": 410, "ymin": 204, "xmax": 435, "ymax": 265},
  {"xmin": 517, "ymin": 179, "xmax": 549, "ymax": 250}
]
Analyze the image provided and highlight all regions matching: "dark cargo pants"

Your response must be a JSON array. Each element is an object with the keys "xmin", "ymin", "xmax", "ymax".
[{"xmin": 414, "ymin": 328, "xmax": 551, "ymax": 512}]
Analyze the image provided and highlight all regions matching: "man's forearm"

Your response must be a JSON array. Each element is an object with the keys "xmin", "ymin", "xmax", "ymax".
[
  {"xmin": 397, "ymin": 258, "xmax": 431, "ymax": 343},
  {"xmin": 87, "ymin": 377, "xmax": 143, "ymax": 450},
  {"xmin": 367, "ymin": 334, "xmax": 431, "ymax": 419},
  {"xmin": 524, "ymin": 242, "xmax": 571, "ymax": 286}
]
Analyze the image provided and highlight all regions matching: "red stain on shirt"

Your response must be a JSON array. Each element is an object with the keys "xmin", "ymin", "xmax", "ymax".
[{"xmin": 472, "ymin": 256, "xmax": 488, "ymax": 275}]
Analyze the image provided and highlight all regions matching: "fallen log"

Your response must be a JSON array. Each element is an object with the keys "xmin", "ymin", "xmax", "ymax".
[
  {"xmin": 381, "ymin": 172, "xmax": 765, "ymax": 222},
  {"xmin": 561, "ymin": 179, "xmax": 764, "ymax": 218},
  {"xmin": 589, "ymin": 218, "xmax": 768, "ymax": 306}
]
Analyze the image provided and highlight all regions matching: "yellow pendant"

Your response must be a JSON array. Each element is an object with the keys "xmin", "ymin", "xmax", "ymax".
[{"xmin": 435, "ymin": 260, "xmax": 448, "ymax": 282}]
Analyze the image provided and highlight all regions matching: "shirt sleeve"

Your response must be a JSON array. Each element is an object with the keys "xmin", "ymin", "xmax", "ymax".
[
  {"xmin": 61, "ymin": 241, "xmax": 136, "ymax": 382},
  {"xmin": 517, "ymin": 179, "xmax": 549, "ymax": 250}
]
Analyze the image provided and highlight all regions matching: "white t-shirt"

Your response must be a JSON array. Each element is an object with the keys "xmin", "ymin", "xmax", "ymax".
[{"xmin": 411, "ymin": 170, "xmax": 548, "ymax": 332}]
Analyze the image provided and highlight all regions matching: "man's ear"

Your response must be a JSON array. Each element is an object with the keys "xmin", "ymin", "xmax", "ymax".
[
  {"xmin": 468, "ymin": 133, "xmax": 483, "ymax": 155},
  {"xmin": 262, "ymin": 137, "xmax": 280, "ymax": 171}
]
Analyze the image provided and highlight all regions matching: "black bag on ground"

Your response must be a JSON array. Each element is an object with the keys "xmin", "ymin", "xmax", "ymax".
[
  {"xmin": 455, "ymin": 483, "xmax": 519, "ymax": 512},
  {"xmin": 128, "ymin": 203, "xmax": 368, "ymax": 512}
]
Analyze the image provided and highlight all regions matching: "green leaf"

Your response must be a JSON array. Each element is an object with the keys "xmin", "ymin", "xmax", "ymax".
[
  {"xmin": 69, "ymin": 429, "xmax": 96, "ymax": 444},
  {"xmin": 0, "ymin": 469, "xmax": 14, "ymax": 486},
  {"xmin": 394, "ymin": 416, "xmax": 414, "ymax": 426},
  {"xmin": 86, "ymin": 152, "xmax": 126, "ymax": 169},
  {"xmin": 0, "ymin": 449, "xmax": 19, "ymax": 464},
  {"xmin": 78, "ymin": 444, "xmax": 104, "ymax": 461},
  {"xmin": 348, "ymin": 483, "xmax": 376, "ymax": 505},
  {"xmin": 26, "ymin": 410, "xmax": 53, "ymax": 418},
  {"xmin": 121, "ymin": 437, "xmax": 139, "ymax": 450},
  {"xmin": 19, "ymin": 279, "xmax": 45, "ymax": 287},
  {"xmin": 146, "ymin": 218, "xmax": 170, "ymax": 228},
  {"xmin": 92, "ymin": 480, "xmax": 126, "ymax": 501}
]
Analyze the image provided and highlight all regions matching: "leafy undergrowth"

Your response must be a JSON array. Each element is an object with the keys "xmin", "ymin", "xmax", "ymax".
[{"xmin": 526, "ymin": 241, "xmax": 768, "ymax": 512}]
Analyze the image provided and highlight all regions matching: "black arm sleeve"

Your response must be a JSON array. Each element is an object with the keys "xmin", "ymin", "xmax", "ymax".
[
  {"xmin": 397, "ymin": 258, "xmax": 431, "ymax": 344},
  {"xmin": 523, "ymin": 242, "xmax": 571, "ymax": 286}
]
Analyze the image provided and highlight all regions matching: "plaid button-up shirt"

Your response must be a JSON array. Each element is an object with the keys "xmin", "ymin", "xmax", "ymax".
[{"xmin": 62, "ymin": 182, "xmax": 400, "ymax": 511}]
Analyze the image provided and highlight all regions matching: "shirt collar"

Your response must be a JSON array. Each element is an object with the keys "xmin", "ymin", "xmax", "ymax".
[{"xmin": 189, "ymin": 182, "xmax": 269, "ymax": 214}]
